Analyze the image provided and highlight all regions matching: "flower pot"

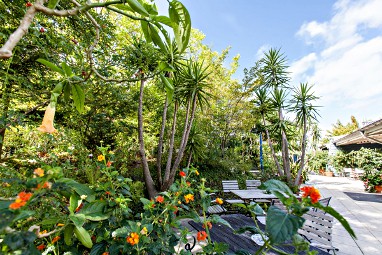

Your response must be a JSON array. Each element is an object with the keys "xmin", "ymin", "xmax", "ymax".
[{"xmin": 375, "ymin": 185, "xmax": 382, "ymax": 193}]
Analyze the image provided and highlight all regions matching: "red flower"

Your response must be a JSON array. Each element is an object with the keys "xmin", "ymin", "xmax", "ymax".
[
  {"xmin": 156, "ymin": 196, "xmax": 164, "ymax": 203},
  {"xmin": 196, "ymin": 231, "xmax": 207, "ymax": 241},
  {"xmin": 25, "ymin": 2, "xmax": 32, "ymax": 7},
  {"xmin": 106, "ymin": 161, "xmax": 112, "ymax": 167},
  {"xmin": 75, "ymin": 203, "xmax": 83, "ymax": 212},
  {"xmin": 37, "ymin": 244, "xmax": 46, "ymax": 251},
  {"xmin": 40, "ymin": 27, "xmax": 45, "ymax": 33},
  {"xmin": 19, "ymin": 191, "xmax": 33, "ymax": 202},
  {"xmin": 301, "ymin": 186, "xmax": 321, "ymax": 204},
  {"xmin": 179, "ymin": 171, "xmax": 186, "ymax": 177}
]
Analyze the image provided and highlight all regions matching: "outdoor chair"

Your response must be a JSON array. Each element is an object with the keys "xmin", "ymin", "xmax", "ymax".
[
  {"xmin": 221, "ymin": 180, "xmax": 244, "ymax": 205},
  {"xmin": 245, "ymin": 180, "xmax": 262, "ymax": 189},
  {"xmin": 298, "ymin": 208, "xmax": 338, "ymax": 253},
  {"xmin": 246, "ymin": 179, "xmax": 272, "ymax": 204},
  {"xmin": 206, "ymin": 192, "xmax": 227, "ymax": 215}
]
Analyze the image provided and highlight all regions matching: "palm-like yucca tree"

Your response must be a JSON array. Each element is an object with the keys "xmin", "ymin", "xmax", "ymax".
[
  {"xmin": 291, "ymin": 83, "xmax": 320, "ymax": 185},
  {"xmin": 162, "ymin": 59, "xmax": 212, "ymax": 190},
  {"xmin": 260, "ymin": 48, "xmax": 292, "ymax": 183}
]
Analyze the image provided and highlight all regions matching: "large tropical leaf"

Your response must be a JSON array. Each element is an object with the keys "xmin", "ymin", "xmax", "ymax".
[
  {"xmin": 266, "ymin": 206, "xmax": 304, "ymax": 244},
  {"xmin": 169, "ymin": 0, "xmax": 191, "ymax": 53},
  {"xmin": 124, "ymin": 0, "xmax": 149, "ymax": 16},
  {"xmin": 71, "ymin": 84, "xmax": 85, "ymax": 113},
  {"xmin": 81, "ymin": 201, "xmax": 109, "ymax": 221},
  {"xmin": 36, "ymin": 58, "xmax": 64, "ymax": 76}
]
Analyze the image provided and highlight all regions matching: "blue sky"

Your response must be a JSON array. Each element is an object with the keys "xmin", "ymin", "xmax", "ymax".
[{"xmin": 157, "ymin": 0, "xmax": 382, "ymax": 133}]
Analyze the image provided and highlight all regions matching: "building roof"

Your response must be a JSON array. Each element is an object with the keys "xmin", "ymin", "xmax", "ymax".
[{"xmin": 334, "ymin": 118, "xmax": 382, "ymax": 147}]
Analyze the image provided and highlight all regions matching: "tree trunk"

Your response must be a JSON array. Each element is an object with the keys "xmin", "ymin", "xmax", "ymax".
[
  {"xmin": 294, "ymin": 115, "xmax": 307, "ymax": 186},
  {"xmin": 156, "ymin": 96, "xmax": 168, "ymax": 187},
  {"xmin": 167, "ymin": 95, "xmax": 198, "ymax": 187},
  {"xmin": 0, "ymin": 74, "xmax": 12, "ymax": 160},
  {"xmin": 162, "ymin": 101, "xmax": 178, "ymax": 191},
  {"xmin": 137, "ymin": 77, "xmax": 157, "ymax": 198},
  {"xmin": 262, "ymin": 114, "xmax": 283, "ymax": 176},
  {"xmin": 279, "ymin": 109, "xmax": 292, "ymax": 183},
  {"xmin": 187, "ymin": 151, "xmax": 193, "ymax": 168}
]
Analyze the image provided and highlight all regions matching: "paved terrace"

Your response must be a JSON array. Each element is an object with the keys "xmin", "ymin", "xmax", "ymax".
[
  {"xmin": 306, "ymin": 175, "xmax": 382, "ymax": 255},
  {"xmin": 179, "ymin": 175, "xmax": 382, "ymax": 254}
]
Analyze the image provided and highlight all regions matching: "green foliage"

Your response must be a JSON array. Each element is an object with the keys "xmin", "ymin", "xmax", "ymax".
[
  {"xmin": 327, "ymin": 116, "xmax": 359, "ymax": 136},
  {"xmin": 307, "ymin": 151, "xmax": 329, "ymax": 172}
]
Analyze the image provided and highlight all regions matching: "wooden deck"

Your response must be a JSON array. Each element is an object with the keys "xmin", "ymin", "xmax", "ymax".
[{"xmin": 187, "ymin": 214, "xmax": 331, "ymax": 254}]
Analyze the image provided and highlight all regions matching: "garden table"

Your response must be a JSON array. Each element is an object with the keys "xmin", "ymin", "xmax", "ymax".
[{"xmin": 231, "ymin": 189, "xmax": 277, "ymax": 203}]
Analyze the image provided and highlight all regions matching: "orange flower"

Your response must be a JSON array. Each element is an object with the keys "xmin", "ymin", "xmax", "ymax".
[
  {"xmin": 196, "ymin": 231, "xmax": 207, "ymax": 242},
  {"xmin": 102, "ymin": 252, "xmax": 109, "ymax": 255},
  {"xmin": 186, "ymin": 181, "xmax": 191, "ymax": 187},
  {"xmin": 9, "ymin": 191, "xmax": 33, "ymax": 210},
  {"xmin": 215, "ymin": 198, "xmax": 223, "ymax": 205},
  {"xmin": 34, "ymin": 168, "xmax": 44, "ymax": 177},
  {"xmin": 156, "ymin": 196, "xmax": 164, "ymax": 203},
  {"xmin": 57, "ymin": 223, "xmax": 65, "ymax": 227},
  {"xmin": 179, "ymin": 171, "xmax": 186, "ymax": 177},
  {"xmin": 105, "ymin": 191, "xmax": 111, "ymax": 195},
  {"xmin": 106, "ymin": 161, "xmax": 112, "ymax": 167},
  {"xmin": 52, "ymin": 236, "xmax": 61, "ymax": 244},
  {"xmin": 126, "ymin": 232, "xmax": 139, "ymax": 245},
  {"xmin": 37, "ymin": 244, "xmax": 46, "ymax": 251},
  {"xmin": 301, "ymin": 186, "xmax": 321, "ymax": 204},
  {"xmin": 184, "ymin": 194, "xmax": 194, "ymax": 204},
  {"xmin": 37, "ymin": 182, "xmax": 52, "ymax": 189},
  {"xmin": 202, "ymin": 221, "xmax": 212, "ymax": 230},
  {"xmin": 19, "ymin": 191, "xmax": 33, "ymax": 202}
]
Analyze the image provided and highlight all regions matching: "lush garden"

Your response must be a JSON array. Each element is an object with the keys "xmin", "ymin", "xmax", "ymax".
[{"xmin": 0, "ymin": 0, "xmax": 356, "ymax": 254}]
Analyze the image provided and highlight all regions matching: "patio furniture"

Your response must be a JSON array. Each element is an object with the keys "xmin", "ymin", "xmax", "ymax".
[
  {"xmin": 298, "ymin": 208, "xmax": 338, "ymax": 253},
  {"xmin": 245, "ymin": 179, "xmax": 262, "ymax": 189},
  {"xmin": 187, "ymin": 214, "xmax": 330, "ymax": 254},
  {"xmin": 222, "ymin": 180, "xmax": 245, "ymax": 205},
  {"xmin": 231, "ymin": 189, "xmax": 276, "ymax": 204}
]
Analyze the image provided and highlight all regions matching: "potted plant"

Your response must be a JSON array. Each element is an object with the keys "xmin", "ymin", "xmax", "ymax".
[{"xmin": 360, "ymin": 170, "xmax": 382, "ymax": 193}]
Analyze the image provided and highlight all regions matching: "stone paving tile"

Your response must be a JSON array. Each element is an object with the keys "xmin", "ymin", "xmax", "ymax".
[{"xmin": 308, "ymin": 174, "xmax": 382, "ymax": 255}]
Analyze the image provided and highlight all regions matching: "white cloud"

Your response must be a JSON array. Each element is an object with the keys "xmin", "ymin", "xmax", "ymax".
[{"xmin": 292, "ymin": 0, "xmax": 382, "ymax": 131}]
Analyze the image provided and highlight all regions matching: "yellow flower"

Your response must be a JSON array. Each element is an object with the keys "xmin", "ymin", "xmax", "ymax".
[
  {"xmin": 215, "ymin": 198, "xmax": 223, "ymax": 205},
  {"xmin": 39, "ymin": 230, "xmax": 48, "ymax": 235},
  {"xmin": 34, "ymin": 168, "xmax": 44, "ymax": 177},
  {"xmin": 140, "ymin": 227, "xmax": 148, "ymax": 235},
  {"xmin": 178, "ymin": 200, "xmax": 182, "ymax": 204},
  {"xmin": 184, "ymin": 194, "xmax": 194, "ymax": 204},
  {"xmin": 108, "ymin": 151, "xmax": 114, "ymax": 154},
  {"xmin": 97, "ymin": 155, "xmax": 105, "ymax": 161},
  {"xmin": 195, "ymin": 170, "xmax": 199, "ymax": 176}
]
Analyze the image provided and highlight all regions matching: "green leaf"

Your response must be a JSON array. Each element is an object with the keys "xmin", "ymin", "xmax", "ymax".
[
  {"xmin": 64, "ymin": 224, "xmax": 74, "ymax": 246},
  {"xmin": 64, "ymin": 82, "xmax": 71, "ymax": 102},
  {"xmin": 37, "ymin": 58, "xmax": 65, "ymax": 75},
  {"xmin": 13, "ymin": 210, "xmax": 35, "ymax": 222},
  {"xmin": 266, "ymin": 206, "xmax": 305, "ymax": 244},
  {"xmin": 70, "ymin": 214, "xmax": 86, "ymax": 227},
  {"xmin": 260, "ymin": 179, "xmax": 294, "ymax": 197},
  {"xmin": 160, "ymin": 73, "xmax": 174, "ymax": 101},
  {"xmin": 209, "ymin": 214, "xmax": 233, "ymax": 229},
  {"xmin": 57, "ymin": 178, "xmax": 95, "ymax": 202},
  {"xmin": 148, "ymin": 23, "xmax": 166, "ymax": 52},
  {"xmin": 112, "ymin": 227, "xmax": 129, "ymax": 238},
  {"xmin": 90, "ymin": 242, "xmax": 107, "ymax": 255},
  {"xmin": 72, "ymin": 84, "xmax": 85, "ymax": 113},
  {"xmin": 234, "ymin": 226, "xmax": 261, "ymax": 235},
  {"xmin": 81, "ymin": 201, "xmax": 109, "ymax": 221},
  {"xmin": 152, "ymin": 15, "xmax": 173, "ymax": 27},
  {"xmin": 74, "ymin": 225, "xmax": 93, "ymax": 248},
  {"xmin": 140, "ymin": 20, "xmax": 152, "ymax": 43},
  {"xmin": 69, "ymin": 193, "xmax": 80, "ymax": 214},
  {"xmin": 125, "ymin": 0, "xmax": 149, "ymax": 16},
  {"xmin": 158, "ymin": 62, "xmax": 175, "ymax": 72},
  {"xmin": 214, "ymin": 242, "xmax": 229, "ymax": 253},
  {"xmin": 49, "ymin": 82, "xmax": 63, "ymax": 107},
  {"xmin": 61, "ymin": 62, "xmax": 74, "ymax": 77},
  {"xmin": 113, "ymin": 4, "xmax": 134, "ymax": 12},
  {"xmin": 169, "ymin": 1, "xmax": 191, "ymax": 53},
  {"xmin": 38, "ymin": 218, "xmax": 61, "ymax": 226},
  {"xmin": 47, "ymin": 0, "xmax": 60, "ymax": 9}
]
